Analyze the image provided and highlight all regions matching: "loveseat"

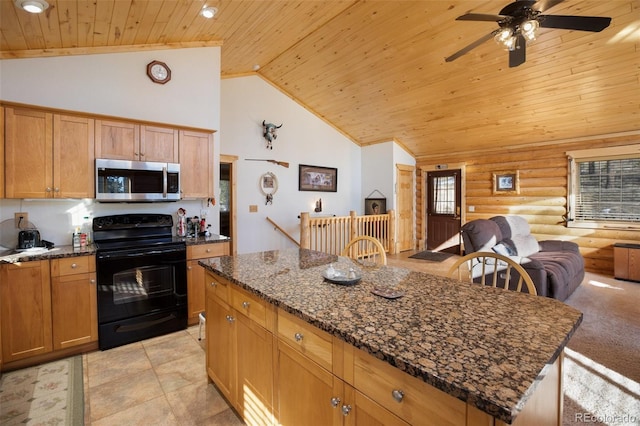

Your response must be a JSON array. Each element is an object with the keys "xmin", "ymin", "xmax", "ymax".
[{"xmin": 461, "ymin": 215, "xmax": 584, "ymax": 301}]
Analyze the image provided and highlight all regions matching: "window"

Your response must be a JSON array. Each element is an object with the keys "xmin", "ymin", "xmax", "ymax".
[{"xmin": 567, "ymin": 146, "xmax": 640, "ymax": 228}]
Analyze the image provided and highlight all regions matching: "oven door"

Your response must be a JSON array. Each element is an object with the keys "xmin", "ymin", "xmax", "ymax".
[{"xmin": 96, "ymin": 242, "xmax": 187, "ymax": 349}]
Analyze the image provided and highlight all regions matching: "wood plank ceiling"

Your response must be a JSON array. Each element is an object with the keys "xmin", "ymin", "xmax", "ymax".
[{"xmin": 1, "ymin": 0, "xmax": 638, "ymax": 158}]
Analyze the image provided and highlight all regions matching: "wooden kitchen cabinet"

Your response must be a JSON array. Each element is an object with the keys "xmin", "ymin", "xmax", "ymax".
[
  {"xmin": 0, "ymin": 105, "xmax": 4, "ymax": 199},
  {"xmin": 0, "ymin": 260, "xmax": 52, "ymax": 363},
  {"xmin": 95, "ymin": 119, "xmax": 178, "ymax": 162},
  {"xmin": 50, "ymin": 256, "xmax": 98, "ymax": 350},
  {"xmin": 179, "ymin": 129, "xmax": 214, "ymax": 199},
  {"xmin": 4, "ymin": 107, "xmax": 95, "ymax": 198},
  {"xmin": 187, "ymin": 242, "xmax": 230, "ymax": 324},
  {"xmin": 205, "ymin": 272, "xmax": 275, "ymax": 422}
]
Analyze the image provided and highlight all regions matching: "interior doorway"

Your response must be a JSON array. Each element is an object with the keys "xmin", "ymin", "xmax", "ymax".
[
  {"xmin": 396, "ymin": 164, "xmax": 415, "ymax": 252},
  {"xmin": 426, "ymin": 169, "xmax": 462, "ymax": 254},
  {"xmin": 219, "ymin": 155, "xmax": 237, "ymax": 255}
]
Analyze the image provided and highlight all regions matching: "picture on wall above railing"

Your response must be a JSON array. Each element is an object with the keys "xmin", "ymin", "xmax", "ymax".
[{"xmin": 299, "ymin": 164, "xmax": 338, "ymax": 192}]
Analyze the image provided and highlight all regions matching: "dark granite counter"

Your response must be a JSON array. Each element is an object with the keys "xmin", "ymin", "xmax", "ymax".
[
  {"xmin": 0, "ymin": 234, "xmax": 229, "ymax": 264},
  {"xmin": 199, "ymin": 248, "xmax": 583, "ymax": 424}
]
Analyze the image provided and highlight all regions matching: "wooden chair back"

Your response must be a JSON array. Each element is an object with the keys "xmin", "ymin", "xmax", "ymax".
[
  {"xmin": 447, "ymin": 252, "xmax": 537, "ymax": 295},
  {"xmin": 341, "ymin": 235, "xmax": 387, "ymax": 266}
]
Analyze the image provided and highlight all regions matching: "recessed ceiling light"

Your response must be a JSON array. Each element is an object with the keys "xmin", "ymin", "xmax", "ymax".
[
  {"xmin": 201, "ymin": 6, "xmax": 217, "ymax": 19},
  {"xmin": 252, "ymin": 64, "xmax": 261, "ymax": 71},
  {"xmin": 14, "ymin": 0, "xmax": 49, "ymax": 13}
]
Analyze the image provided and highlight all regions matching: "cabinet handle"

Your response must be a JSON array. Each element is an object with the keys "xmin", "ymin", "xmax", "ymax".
[
  {"xmin": 70, "ymin": 263, "xmax": 77, "ymax": 269},
  {"xmin": 54, "ymin": 187, "xmax": 60, "ymax": 192},
  {"xmin": 330, "ymin": 397, "xmax": 341, "ymax": 408},
  {"xmin": 46, "ymin": 187, "xmax": 52, "ymax": 192},
  {"xmin": 90, "ymin": 279, "xmax": 96, "ymax": 284},
  {"xmin": 188, "ymin": 265, "xmax": 192, "ymax": 270},
  {"xmin": 391, "ymin": 389, "xmax": 405, "ymax": 403},
  {"xmin": 294, "ymin": 332, "xmax": 304, "ymax": 342},
  {"xmin": 210, "ymin": 281, "xmax": 217, "ymax": 287},
  {"xmin": 341, "ymin": 405, "xmax": 352, "ymax": 416},
  {"xmin": 206, "ymin": 248, "xmax": 212, "ymax": 253},
  {"xmin": 242, "ymin": 301, "xmax": 250, "ymax": 309},
  {"xmin": 226, "ymin": 315, "xmax": 235, "ymax": 323}
]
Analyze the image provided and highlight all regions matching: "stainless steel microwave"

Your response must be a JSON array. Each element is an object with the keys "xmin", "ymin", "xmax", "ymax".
[{"xmin": 96, "ymin": 159, "xmax": 180, "ymax": 202}]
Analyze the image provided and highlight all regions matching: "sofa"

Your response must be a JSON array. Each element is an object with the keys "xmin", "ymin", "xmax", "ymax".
[{"xmin": 461, "ymin": 215, "xmax": 584, "ymax": 301}]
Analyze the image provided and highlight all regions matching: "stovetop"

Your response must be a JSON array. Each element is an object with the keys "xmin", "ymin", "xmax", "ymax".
[{"xmin": 93, "ymin": 214, "xmax": 175, "ymax": 250}]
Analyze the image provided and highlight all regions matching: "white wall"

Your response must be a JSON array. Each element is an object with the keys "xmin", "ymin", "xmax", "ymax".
[
  {"xmin": 220, "ymin": 76, "xmax": 362, "ymax": 254},
  {"xmin": 0, "ymin": 48, "xmax": 221, "ymax": 249}
]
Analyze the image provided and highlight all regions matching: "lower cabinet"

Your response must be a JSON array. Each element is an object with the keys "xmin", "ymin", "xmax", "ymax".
[
  {"xmin": 50, "ymin": 256, "xmax": 98, "ymax": 350},
  {"xmin": 0, "ymin": 260, "xmax": 52, "ymax": 363},
  {"xmin": 0, "ymin": 255, "xmax": 97, "ymax": 368},
  {"xmin": 205, "ymin": 271, "xmax": 274, "ymax": 424},
  {"xmin": 187, "ymin": 242, "xmax": 230, "ymax": 325}
]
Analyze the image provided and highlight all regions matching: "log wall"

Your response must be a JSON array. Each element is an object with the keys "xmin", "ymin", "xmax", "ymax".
[{"xmin": 416, "ymin": 133, "xmax": 640, "ymax": 276}]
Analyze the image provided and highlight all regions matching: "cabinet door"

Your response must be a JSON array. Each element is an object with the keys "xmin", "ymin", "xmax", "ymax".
[
  {"xmin": 0, "ymin": 106, "xmax": 4, "ymax": 199},
  {"xmin": 236, "ymin": 313, "xmax": 274, "ymax": 424},
  {"xmin": 141, "ymin": 125, "xmax": 179, "ymax": 162},
  {"xmin": 179, "ymin": 130, "xmax": 214, "ymax": 199},
  {"xmin": 5, "ymin": 107, "xmax": 53, "ymax": 198},
  {"xmin": 187, "ymin": 260, "xmax": 206, "ymax": 324},
  {"xmin": 344, "ymin": 385, "xmax": 409, "ymax": 426},
  {"xmin": 276, "ymin": 341, "xmax": 343, "ymax": 425},
  {"xmin": 206, "ymin": 290, "xmax": 236, "ymax": 404},
  {"xmin": 629, "ymin": 248, "xmax": 640, "ymax": 281},
  {"xmin": 51, "ymin": 272, "xmax": 98, "ymax": 350},
  {"xmin": 0, "ymin": 261, "xmax": 52, "ymax": 362},
  {"xmin": 95, "ymin": 119, "xmax": 140, "ymax": 160},
  {"xmin": 53, "ymin": 114, "xmax": 95, "ymax": 198}
]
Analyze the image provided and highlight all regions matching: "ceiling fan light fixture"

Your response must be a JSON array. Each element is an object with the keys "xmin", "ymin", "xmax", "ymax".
[
  {"xmin": 200, "ymin": 6, "xmax": 217, "ymax": 19},
  {"xmin": 14, "ymin": 0, "xmax": 49, "ymax": 13},
  {"xmin": 521, "ymin": 19, "xmax": 539, "ymax": 41},
  {"xmin": 495, "ymin": 28, "xmax": 516, "ymax": 50}
]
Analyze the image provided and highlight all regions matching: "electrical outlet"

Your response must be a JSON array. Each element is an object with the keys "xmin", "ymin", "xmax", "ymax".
[{"xmin": 15, "ymin": 212, "xmax": 28, "ymax": 228}]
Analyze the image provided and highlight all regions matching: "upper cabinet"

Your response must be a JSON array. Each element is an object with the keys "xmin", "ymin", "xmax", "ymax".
[
  {"xmin": 95, "ymin": 120, "xmax": 179, "ymax": 163},
  {"xmin": 179, "ymin": 130, "xmax": 214, "ymax": 199},
  {"xmin": 5, "ymin": 107, "xmax": 95, "ymax": 199}
]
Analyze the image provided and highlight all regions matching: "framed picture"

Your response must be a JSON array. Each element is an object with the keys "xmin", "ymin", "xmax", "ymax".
[
  {"xmin": 299, "ymin": 164, "xmax": 338, "ymax": 192},
  {"xmin": 365, "ymin": 198, "xmax": 386, "ymax": 215},
  {"xmin": 493, "ymin": 170, "xmax": 520, "ymax": 194}
]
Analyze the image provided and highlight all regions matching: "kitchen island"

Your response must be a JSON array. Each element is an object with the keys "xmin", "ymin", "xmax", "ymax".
[{"xmin": 199, "ymin": 248, "xmax": 582, "ymax": 425}]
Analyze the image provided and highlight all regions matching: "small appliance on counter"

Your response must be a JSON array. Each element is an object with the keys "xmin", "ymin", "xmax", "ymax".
[{"xmin": 18, "ymin": 229, "xmax": 40, "ymax": 249}]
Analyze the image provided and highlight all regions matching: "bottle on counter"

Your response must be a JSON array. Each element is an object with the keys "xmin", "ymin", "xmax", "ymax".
[
  {"xmin": 81, "ymin": 216, "xmax": 92, "ymax": 245},
  {"xmin": 72, "ymin": 227, "xmax": 81, "ymax": 248}
]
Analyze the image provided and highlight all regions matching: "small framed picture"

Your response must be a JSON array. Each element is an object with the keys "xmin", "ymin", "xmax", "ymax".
[
  {"xmin": 365, "ymin": 198, "xmax": 386, "ymax": 215},
  {"xmin": 493, "ymin": 170, "xmax": 520, "ymax": 194},
  {"xmin": 299, "ymin": 164, "xmax": 338, "ymax": 192}
]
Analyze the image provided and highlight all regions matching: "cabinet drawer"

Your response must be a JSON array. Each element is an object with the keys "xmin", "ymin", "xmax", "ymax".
[
  {"xmin": 353, "ymin": 348, "xmax": 466, "ymax": 426},
  {"xmin": 205, "ymin": 272, "xmax": 230, "ymax": 304},
  {"xmin": 50, "ymin": 255, "xmax": 95, "ymax": 277},
  {"xmin": 188, "ymin": 243, "xmax": 229, "ymax": 260},
  {"xmin": 277, "ymin": 308, "xmax": 333, "ymax": 372},
  {"xmin": 231, "ymin": 286, "xmax": 270, "ymax": 330}
]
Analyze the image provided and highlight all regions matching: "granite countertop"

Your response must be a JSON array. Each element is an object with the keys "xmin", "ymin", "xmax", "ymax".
[
  {"xmin": 0, "ymin": 234, "xmax": 230, "ymax": 264},
  {"xmin": 199, "ymin": 248, "xmax": 583, "ymax": 424}
]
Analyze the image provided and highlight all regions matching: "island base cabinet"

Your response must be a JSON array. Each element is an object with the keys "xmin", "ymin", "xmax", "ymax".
[
  {"xmin": 206, "ymin": 290, "xmax": 236, "ymax": 404},
  {"xmin": 0, "ymin": 261, "xmax": 52, "ymax": 363}
]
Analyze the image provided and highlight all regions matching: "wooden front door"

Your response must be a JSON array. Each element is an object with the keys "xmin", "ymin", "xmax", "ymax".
[
  {"xmin": 396, "ymin": 164, "xmax": 415, "ymax": 252},
  {"xmin": 426, "ymin": 169, "xmax": 461, "ymax": 254}
]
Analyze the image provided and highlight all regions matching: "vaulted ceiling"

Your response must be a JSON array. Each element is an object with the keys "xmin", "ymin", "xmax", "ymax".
[{"xmin": 1, "ymin": 0, "xmax": 638, "ymax": 158}]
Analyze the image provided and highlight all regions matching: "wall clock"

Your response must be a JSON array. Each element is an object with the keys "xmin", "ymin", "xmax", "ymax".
[{"xmin": 147, "ymin": 60, "xmax": 171, "ymax": 84}]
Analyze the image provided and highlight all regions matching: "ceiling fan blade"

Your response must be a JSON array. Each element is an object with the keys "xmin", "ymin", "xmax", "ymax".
[
  {"xmin": 533, "ymin": 0, "xmax": 564, "ymax": 13},
  {"xmin": 445, "ymin": 32, "xmax": 496, "ymax": 63},
  {"xmin": 539, "ymin": 15, "xmax": 611, "ymax": 32},
  {"xmin": 456, "ymin": 13, "xmax": 504, "ymax": 22},
  {"xmin": 509, "ymin": 35, "xmax": 526, "ymax": 68}
]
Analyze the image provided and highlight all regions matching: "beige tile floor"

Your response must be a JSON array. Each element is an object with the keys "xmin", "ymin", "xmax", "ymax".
[
  {"xmin": 83, "ymin": 325, "xmax": 244, "ymax": 425},
  {"xmin": 81, "ymin": 250, "xmax": 448, "ymax": 425}
]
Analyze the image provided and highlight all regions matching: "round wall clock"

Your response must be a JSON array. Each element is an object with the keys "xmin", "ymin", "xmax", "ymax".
[{"xmin": 147, "ymin": 60, "xmax": 171, "ymax": 84}]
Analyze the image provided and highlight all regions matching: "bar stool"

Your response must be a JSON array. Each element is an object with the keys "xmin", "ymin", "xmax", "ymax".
[{"xmin": 198, "ymin": 312, "xmax": 206, "ymax": 340}]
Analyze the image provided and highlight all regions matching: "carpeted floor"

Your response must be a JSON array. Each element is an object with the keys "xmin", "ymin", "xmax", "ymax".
[
  {"xmin": 0, "ymin": 355, "xmax": 84, "ymax": 425},
  {"xmin": 408, "ymin": 250, "xmax": 454, "ymax": 262},
  {"xmin": 562, "ymin": 273, "xmax": 640, "ymax": 425}
]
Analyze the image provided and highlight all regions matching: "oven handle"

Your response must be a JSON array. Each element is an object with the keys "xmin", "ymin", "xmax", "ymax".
[
  {"xmin": 114, "ymin": 313, "xmax": 177, "ymax": 333},
  {"xmin": 97, "ymin": 246, "xmax": 186, "ymax": 260}
]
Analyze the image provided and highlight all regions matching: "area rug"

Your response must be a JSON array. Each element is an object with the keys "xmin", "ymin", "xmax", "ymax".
[
  {"xmin": 408, "ymin": 250, "xmax": 454, "ymax": 262},
  {"xmin": 0, "ymin": 355, "xmax": 84, "ymax": 425}
]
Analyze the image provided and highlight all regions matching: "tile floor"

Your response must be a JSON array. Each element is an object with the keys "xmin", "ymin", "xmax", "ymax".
[{"xmin": 83, "ymin": 325, "xmax": 243, "ymax": 425}]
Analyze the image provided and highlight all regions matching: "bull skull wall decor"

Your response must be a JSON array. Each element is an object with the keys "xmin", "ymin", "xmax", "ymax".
[{"xmin": 262, "ymin": 120, "xmax": 282, "ymax": 149}]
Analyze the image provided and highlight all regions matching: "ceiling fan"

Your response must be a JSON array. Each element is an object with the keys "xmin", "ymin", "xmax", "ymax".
[{"xmin": 445, "ymin": 0, "xmax": 611, "ymax": 67}]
